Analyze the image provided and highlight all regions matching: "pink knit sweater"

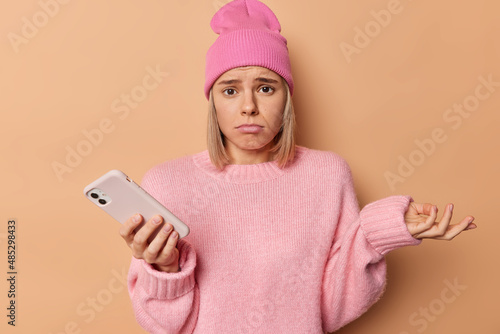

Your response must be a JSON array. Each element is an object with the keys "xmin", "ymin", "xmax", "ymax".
[{"xmin": 127, "ymin": 145, "xmax": 421, "ymax": 333}]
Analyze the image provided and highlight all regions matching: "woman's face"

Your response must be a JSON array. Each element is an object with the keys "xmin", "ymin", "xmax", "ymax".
[{"xmin": 212, "ymin": 66, "xmax": 286, "ymax": 163}]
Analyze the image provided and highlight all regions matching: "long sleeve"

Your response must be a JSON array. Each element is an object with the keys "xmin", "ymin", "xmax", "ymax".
[
  {"xmin": 126, "ymin": 165, "xmax": 200, "ymax": 333},
  {"xmin": 321, "ymin": 161, "xmax": 421, "ymax": 333},
  {"xmin": 127, "ymin": 238, "xmax": 200, "ymax": 333}
]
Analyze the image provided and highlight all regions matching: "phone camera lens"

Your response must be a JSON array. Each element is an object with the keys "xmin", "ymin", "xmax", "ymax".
[
  {"xmin": 91, "ymin": 193, "xmax": 99, "ymax": 199},
  {"xmin": 98, "ymin": 199, "xmax": 107, "ymax": 205}
]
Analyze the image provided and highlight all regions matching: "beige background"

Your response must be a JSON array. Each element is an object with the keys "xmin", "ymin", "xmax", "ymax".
[{"xmin": 1, "ymin": 0, "xmax": 499, "ymax": 333}]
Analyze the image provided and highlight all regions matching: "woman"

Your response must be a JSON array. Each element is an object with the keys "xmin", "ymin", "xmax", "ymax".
[{"xmin": 120, "ymin": 0, "xmax": 476, "ymax": 333}]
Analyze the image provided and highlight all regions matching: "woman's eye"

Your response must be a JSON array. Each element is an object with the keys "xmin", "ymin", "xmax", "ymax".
[
  {"xmin": 260, "ymin": 86, "xmax": 274, "ymax": 93},
  {"xmin": 223, "ymin": 87, "xmax": 274, "ymax": 95}
]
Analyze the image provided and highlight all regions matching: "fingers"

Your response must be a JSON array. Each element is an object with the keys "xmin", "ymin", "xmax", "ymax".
[
  {"xmin": 415, "ymin": 203, "xmax": 476, "ymax": 240},
  {"xmin": 413, "ymin": 203, "xmax": 449, "ymax": 238},
  {"xmin": 465, "ymin": 220, "xmax": 477, "ymax": 230},
  {"xmin": 119, "ymin": 213, "xmax": 144, "ymax": 246},
  {"xmin": 434, "ymin": 203, "xmax": 454, "ymax": 236},
  {"xmin": 134, "ymin": 215, "xmax": 163, "ymax": 244},
  {"xmin": 155, "ymin": 230, "xmax": 179, "ymax": 265},
  {"xmin": 131, "ymin": 215, "xmax": 165, "ymax": 256},
  {"xmin": 144, "ymin": 223, "xmax": 178, "ymax": 264},
  {"xmin": 119, "ymin": 214, "xmax": 180, "ymax": 268},
  {"xmin": 432, "ymin": 216, "xmax": 474, "ymax": 241},
  {"xmin": 410, "ymin": 202, "xmax": 436, "ymax": 216},
  {"xmin": 411, "ymin": 203, "xmax": 438, "ymax": 235},
  {"xmin": 423, "ymin": 204, "xmax": 439, "ymax": 231}
]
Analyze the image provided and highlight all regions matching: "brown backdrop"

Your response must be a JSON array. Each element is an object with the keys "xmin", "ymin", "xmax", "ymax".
[{"xmin": 2, "ymin": 0, "xmax": 499, "ymax": 333}]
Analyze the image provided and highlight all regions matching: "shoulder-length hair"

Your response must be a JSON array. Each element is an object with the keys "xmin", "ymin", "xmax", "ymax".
[{"xmin": 207, "ymin": 76, "xmax": 296, "ymax": 170}]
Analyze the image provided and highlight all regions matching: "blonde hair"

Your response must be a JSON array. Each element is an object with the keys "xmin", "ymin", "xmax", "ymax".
[{"xmin": 207, "ymin": 76, "xmax": 296, "ymax": 170}]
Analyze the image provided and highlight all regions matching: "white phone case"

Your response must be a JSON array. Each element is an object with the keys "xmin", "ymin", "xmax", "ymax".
[{"xmin": 83, "ymin": 169, "xmax": 190, "ymax": 239}]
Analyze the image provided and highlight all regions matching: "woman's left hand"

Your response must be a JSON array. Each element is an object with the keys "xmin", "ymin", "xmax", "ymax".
[{"xmin": 405, "ymin": 202, "xmax": 477, "ymax": 240}]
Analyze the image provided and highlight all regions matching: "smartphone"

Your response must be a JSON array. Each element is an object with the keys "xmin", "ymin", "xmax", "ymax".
[{"xmin": 83, "ymin": 169, "xmax": 190, "ymax": 239}]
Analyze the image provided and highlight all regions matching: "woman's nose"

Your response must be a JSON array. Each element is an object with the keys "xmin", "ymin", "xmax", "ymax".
[{"xmin": 241, "ymin": 92, "xmax": 259, "ymax": 115}]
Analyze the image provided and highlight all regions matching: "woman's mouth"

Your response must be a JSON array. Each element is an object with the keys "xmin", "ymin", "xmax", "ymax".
[{"xmin": 237, "ymin": 124, "xmax": 263, "ymax": 134}]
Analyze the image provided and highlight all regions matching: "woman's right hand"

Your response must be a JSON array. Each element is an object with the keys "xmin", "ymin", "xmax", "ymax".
[{"xmin": 120, "ymin": 214, "xmax": 180, "ymax": 273}]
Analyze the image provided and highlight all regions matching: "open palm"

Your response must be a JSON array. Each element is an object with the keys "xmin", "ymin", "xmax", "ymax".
[{"xmin": 405, "ymin": 202, "xmax": 476, "ymax": 240}]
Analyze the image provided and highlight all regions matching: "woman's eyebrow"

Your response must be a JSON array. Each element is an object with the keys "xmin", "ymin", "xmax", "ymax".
[{"xmin": 217, "ymin": 77, "xmax": 279, "ymax": 85}]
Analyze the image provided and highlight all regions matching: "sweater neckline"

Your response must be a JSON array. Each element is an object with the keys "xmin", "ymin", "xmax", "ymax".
[{"xmin": 192, "ymin": 145, "xmax": 308, "ymax": 184}]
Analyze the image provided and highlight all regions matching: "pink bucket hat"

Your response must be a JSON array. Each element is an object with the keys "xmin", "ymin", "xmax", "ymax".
[{"xmin": 204, "ymin": 0, "xmax": 294, "ymax": 100}]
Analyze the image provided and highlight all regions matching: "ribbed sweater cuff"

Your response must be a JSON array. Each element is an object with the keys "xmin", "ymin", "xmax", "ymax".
[
  {"xmin": 137, "ymin": 239, "xmax": 196, "ymax": 300},
  {"xmin": 360, "ymin": 195, "xmax": 422, "ymax": 255}
]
